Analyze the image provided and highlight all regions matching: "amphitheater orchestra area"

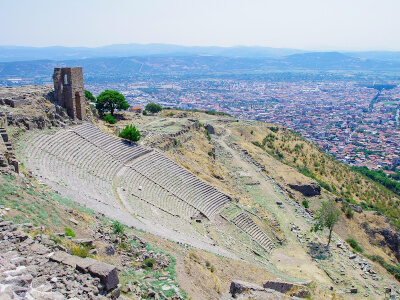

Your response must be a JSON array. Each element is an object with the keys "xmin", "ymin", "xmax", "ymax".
[{"xmin": 21, "ymin": 123, "xmax": 276, "ymax": 253}]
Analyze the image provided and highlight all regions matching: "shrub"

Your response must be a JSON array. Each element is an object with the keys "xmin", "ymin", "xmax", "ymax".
[
  {"xmin": 72, "ymin": 245, "xmax": 89, "ymax": 258},
  {"xmin": 103, "ymin": 114, "xmax": 116, "ymax": 124},
  {"xmin": 369, "ymin": 255, "xmax": 400, "ymax": 280},
  {"xmin": 119, "ymin": 124, "xmax": 141, "ymax": 142},
  {"xmin": 144, "ymin": 258, "xmax": 155, "ymax": 269},
  {"xmin": 269, "ymin": 126, "xmax": 279, "ymax": 133},
  {"xmin": 302, "ymin": 200, "xmax": 309, "ymax": 209},
  {"xmin": 173, "ymin": 139, "xmax": 178, "ymax": 146},
  {"xmin": 360, "ymin": 201, "xmax": 368, "ymax": 210},
  {"xmin": 276, "ymin": 150, "xmax": 284, "ymax": 159},
  {"xmin": 346, "ymin": 238, "xmax": 363, "ymax": 253},
  {"xmin": 112, "ymin": 221, "xmax": 124, "ymax": 235},
  {"xmin": 205, "ymin": 129, "xmax": 211, "ymax": 141},
  {"xmin": 142, "ymin": 110, "xmax": 147, "ymax": 115},
  {"xmin": 345, "ymin": 206, "xmax": 354, "ymax": 218},
  {"xmin": 317, "ymin": 180, "xmax": 332, "ymax": 192},
  {"xmin": 64, "ymin": 227, "xmax": 76, "ymax": 237}
]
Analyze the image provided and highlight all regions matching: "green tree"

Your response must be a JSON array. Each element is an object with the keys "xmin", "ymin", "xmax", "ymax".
[
  {"xmin": 96, "ymin": 90, "xmax": 129, "ymax": 116},
  {"xmin": 119, "ymin": 124, "xmax": 141, "ymax": 142},
  {"xmin": 85, "ymin": 90, "xmax": 96, "ymax": 102},
  {"xmin": 311, "ymin": 200, "xmax": 341, "ymax": 246},
  {"xmin": 145, "ymin": 102, "xmax": 162, "ymax": 114}
]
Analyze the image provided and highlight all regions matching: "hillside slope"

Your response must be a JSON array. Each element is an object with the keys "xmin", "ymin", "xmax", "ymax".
[{"xmin": 2, "ymin": 86, "xmax": 400, "ymax": 299}]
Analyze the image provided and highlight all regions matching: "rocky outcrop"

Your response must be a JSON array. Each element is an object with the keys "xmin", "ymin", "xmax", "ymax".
[
  {"xmin": 227, "ymin": 279, "xmax": 307, "ymax": 299},
  {"xmin": 88, "ymin": 262, "xmax": 119, "ymax": 291},
  {"xmin": 0, "ymin": 220, "xmax": 120, "ymax": 299},
  {"xmin": 362, "ymin": 223, "xmax": 400, "ymax": 262},
  {"xmin": 204, "ymin": 124, "xmax": 215, "ymax": 134},
  {"xmin": 349, "ymin": 203, "xmax": 363, "ymax": 213},
  {"xmin": 288, "ymin": 181, "xmax": 321, "ymax": 197},
  {"xmin": 230, "ymin": 279, "xmax": 265, "ymax": 297},
  {"xmin": 263, "ymin": 280, "xmax": 311, "ymax": 297}
]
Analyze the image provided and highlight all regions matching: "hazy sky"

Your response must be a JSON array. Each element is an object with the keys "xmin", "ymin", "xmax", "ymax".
[{"xmin": 2, "ymin": 0, "xmax": 400, "ymax": 50}]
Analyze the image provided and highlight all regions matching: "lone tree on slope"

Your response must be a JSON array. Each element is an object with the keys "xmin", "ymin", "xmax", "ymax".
[
  {"xmin": 145, "ymin": 102, "xmax": 162, "ymax": 114},
  {"xmin": 119, "ymin": 124, "xmax": 141, "ymax": 142},
  {"xmin": 311, "ymin": 199, "xmax": 341, "ymax": 247},
  {"xmin": 96, "ymin": 90, "xmax": 129, "ymax": 116}
]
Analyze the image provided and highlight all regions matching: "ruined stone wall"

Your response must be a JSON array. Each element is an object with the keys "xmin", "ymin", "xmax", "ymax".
[
  {"xmin": 0, "ymin": 115, "xmax": 19, "ymax": 173},
  {"xmin": 53, "ymin": 67, "xmax": 86, "ymax": 120}
]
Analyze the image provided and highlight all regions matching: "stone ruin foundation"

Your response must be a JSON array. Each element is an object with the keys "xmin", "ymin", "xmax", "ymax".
[{"xmin": 53, "ymin": 67, "xmax": 86, "ymax": 120}]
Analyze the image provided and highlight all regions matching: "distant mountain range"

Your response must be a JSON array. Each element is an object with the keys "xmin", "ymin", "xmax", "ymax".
[
  {"xmin": 1, "ymin": 47, "xmax": 400, "ymax": 81},
  {"xmin": 0, "ymin": 44, "xmax": 305, "ymax": 62},
  {"xmin": 1, "ymin": 43, "xmax": 400, "ymax": 63}
]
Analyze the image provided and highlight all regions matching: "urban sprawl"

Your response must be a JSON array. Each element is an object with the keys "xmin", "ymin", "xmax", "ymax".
[{"xmin": 86, "ymin": 79, "xmax": 400, "ymax": 172}]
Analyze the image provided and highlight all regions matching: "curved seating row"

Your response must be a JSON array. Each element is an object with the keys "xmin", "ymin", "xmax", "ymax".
[
  {"xmin": 230, "ymin": 212, "xmax": 275, "ymax": 252},
  {"xmin": 72, "ymin": 123, "xmax": 151, "ymax": 164}
]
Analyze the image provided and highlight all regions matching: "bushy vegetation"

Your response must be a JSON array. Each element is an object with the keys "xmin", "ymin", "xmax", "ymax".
[
  {"xmin": 173, "ymin": 108, "xmax": 231, "ymax": 116},
  {"xmin": 64, "ymin": 227, "xmax": 76, "ymax": 237},
  {"xmin": 205, "ymin": 129, "xmax": 211, "ymax": 141},
  {"xmin": 103, "ymin": 113, "xmax": 116, "ymax": 124},
  {"xmin": 345, "ymin": 206, "xmax": 354, "ymax": 218},
  {"xmin": 352, "ymin": 166, "xmax": 400, "ymax": 195},
  {"xmin": 145, "ymin": 102, "xmax": 163, "ymax": 114},
  {"xmin": 302, "ymin": 200, "xmax": 309, "ymax": 209},
  {"xmin": 368, "ymin": 255, "xmax": 400, "ymax": 281},
  {"xmin": 248, "ymin": 125, "xmax": 400, "ymax": 230},
  {"xmin": 204, "ymin": 110, "xmax": 230, "ymax": 116},
  {"xmin": 144, "ymin": 258, "xmax": 156, "ymax": 269},
  {"xmin": 269, "ymin": 126, "xmax": 279, "ymax": 133},
  {"xmin": 346, "ymin": 238, "xmax": 363, "ymax": 253},
  {"xmin": 119, "ymin": 124, "xmax": 141, "ymax": 142},
  {"xmin": 72, "ymin": 244, "xmax": 90, "ymax": 258},
  {"xmin": 112, "ymin": 221, "xmax": 124, "ymax": 235},
  {"xmin": 84, "ymin": 90, "xmax": 96, "ymax": 102}
]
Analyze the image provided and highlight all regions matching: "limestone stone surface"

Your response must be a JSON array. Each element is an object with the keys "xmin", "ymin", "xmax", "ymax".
[{"xmin": 88, "ymin": 262, "xmax": 119, "ymax": 291}]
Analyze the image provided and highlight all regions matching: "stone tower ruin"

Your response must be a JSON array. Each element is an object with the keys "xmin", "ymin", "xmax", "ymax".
[{"xmin": 53, "ymin": 67, "xmax": 86, "ymax": 120}]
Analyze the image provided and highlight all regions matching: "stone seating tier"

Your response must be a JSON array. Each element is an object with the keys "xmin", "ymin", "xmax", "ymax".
[{"xmin": 231, "ymin": 212, "xmax": 275, "ymax": 252}]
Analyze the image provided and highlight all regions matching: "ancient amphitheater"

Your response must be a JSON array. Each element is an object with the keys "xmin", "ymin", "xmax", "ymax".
[{"xmin": 20, "ymin": 123, "xmax": 276, "ymax": 255}]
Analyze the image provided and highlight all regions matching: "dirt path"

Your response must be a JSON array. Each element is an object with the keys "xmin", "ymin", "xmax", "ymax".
[{"xmin": 215, "ymin": 133, "xmax": 331, "ymax": 284}]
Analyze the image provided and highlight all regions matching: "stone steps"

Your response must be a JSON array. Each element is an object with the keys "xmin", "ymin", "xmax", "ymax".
[{"xmin": 230, "ymin": 212, "xmax": 275, "ymax": 252}]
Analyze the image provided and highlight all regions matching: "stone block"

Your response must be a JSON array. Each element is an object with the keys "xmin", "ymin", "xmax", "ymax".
[
  {"xmin": 49, "ymin": 251, "xmax": 71, "ymax": 264},
  {"xmin": 29, "ymin": 243, "xmax": 51, "ymax": 255},
  {"xmin": 76, "ymin": 257, "xmax": 98, "ymax": 273},
  {"xmin": 69, "ymin": 218, "xmax": 79, "ymax": 225},
  {"xmin": 263, "ymin": 280, "xmax": 295, "ymax": 293},
  {"xmin": 88, "ymin": 262, "xmax": 119, "ymax": 291},
  {"xmin": 230, "ymin": 279, "xmax": 265, "ymax": 297},
  {"xmin": 62, "ymin": 255, "xmax": 83, "ymax": 268},
  {"xmin": 72, "ymin": 238, "xmax": 93, "ymax": 246}
]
